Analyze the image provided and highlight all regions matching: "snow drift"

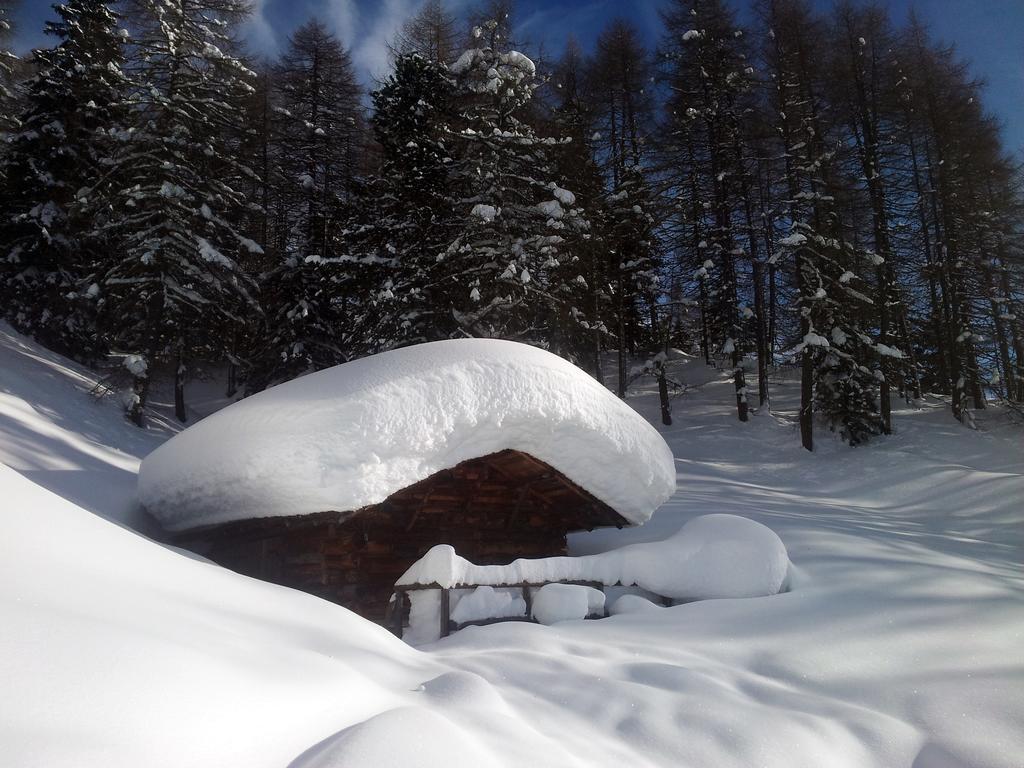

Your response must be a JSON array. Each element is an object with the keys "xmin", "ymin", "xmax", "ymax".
[
  {"xmin": 138, "ymin": 339, "xmax": 677, "ymax": 531},
  {"xmin": 0, "ymin": 462, "xmax": 429, "ymax": 767}
]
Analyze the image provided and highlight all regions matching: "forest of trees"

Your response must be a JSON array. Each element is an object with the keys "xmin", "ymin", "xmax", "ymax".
[{"xmin": 0, "ymin": 0, "xmax": 1021, "ymax": 450}]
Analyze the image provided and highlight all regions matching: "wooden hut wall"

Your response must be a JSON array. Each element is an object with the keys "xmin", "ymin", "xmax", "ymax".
[{"xmin": 172, "ymin": 450, "xmax": 628, "ymax": 621}]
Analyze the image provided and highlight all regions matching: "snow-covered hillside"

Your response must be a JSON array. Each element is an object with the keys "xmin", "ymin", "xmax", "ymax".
[{"xmin": 2, "ymin": 324, "xmax": 1022, "ymax": 767}]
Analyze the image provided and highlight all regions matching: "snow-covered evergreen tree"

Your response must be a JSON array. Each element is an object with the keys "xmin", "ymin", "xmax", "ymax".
[
  {"xmin": 779, "ymin": 226, "xmax": 885, "ymax": 445},
  {"xmin": 605, "ymin": 162, "xmax": 660, "ymax": 393},
  {"xmin": 766, "ymin": 0, "xmax": 884, "ymax": 446},
  {"xmin": 435, "ymin": 21, "xmax": 594, "ymax": 350},
  {"xmin": 0, "ymin": 0, "xmax": 128, "ymax": 358},
  {"xmin": 547, "ymin": 40, "xmax": 610, "ymax": 378},
  {"xmin": 245, "ymin": 251, "xmax": 339, "ymax": 392},
  {"xmin": 343, "ymin": 52, "xmax": 457, "ymax": 357},
  {"xmin": 99, "ymin": 0, "xmax": 260, "ymax": 423},
  {"xmin": 0, "ymin": 1, "xmax": 17, "ymax": 124},
  {"xmin": 0, "ymin": 1, "xmax": 22, "ymax": 161}
]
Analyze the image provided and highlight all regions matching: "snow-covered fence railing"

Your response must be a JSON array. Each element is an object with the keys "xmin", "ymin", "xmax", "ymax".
[
  {"xmin": 387, "ymin": 517, "xmax": 791, "ymax": 643},
  {"xmin": 386, "ymin": 579, "xmax": 667, "ymax": 640}
]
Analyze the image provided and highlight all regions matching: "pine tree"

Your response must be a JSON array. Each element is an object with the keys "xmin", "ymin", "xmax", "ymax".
[
  {"xmin": 0, "ymin": 1, "xmax": 21, "ymax": 144},
  {"xmin": 764, "ymin": 0, "xmax": 884, "ymax": 447},
  {"xmin": 548, "ymin": 39, "xmax": 610, "ymax": 379},
  {"xmin": 0, "ymin": 0, "xmax": 128, "ymax": 359},
  {"xmin": 100, "ymin": 0, "xmax": 261, "ymax": 424},
  {"xmin": 343, "ymin": 52, "xmax": 457, "ymax": 357},
  {"xmin": 437, "ymin": 20, "xmax": 594, "ymax": 351},
  {"xmin": 605, "ymin": 162, "xmax": 661, "ymax": 395}
]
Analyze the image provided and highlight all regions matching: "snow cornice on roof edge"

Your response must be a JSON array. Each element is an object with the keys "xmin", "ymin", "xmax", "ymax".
[{"xmin": 138, "ymin": 339, "xmax": 677, "ymax": 532}]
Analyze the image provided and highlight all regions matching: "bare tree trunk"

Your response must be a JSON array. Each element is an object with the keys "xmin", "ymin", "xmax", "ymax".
[
  {"xmin": 128, "ymin": 376, "xmax": 147, "ymax": 427},
  {"xmin": 616, "ymin": 272, "xmax": 627, "ymax": 398},
  {"xmin": 657, "ymin": 365, "xmax": 671, "ymax": 426},
  {"xmin": 698, "ymin": 277, "xmax": 711, "ymax": 366},
  {"xmin": 174, "ymin": 347, "xmax": 187, "ymax": 423},
  {"xmin": 753, "ymin": 260, "xmax": 769, "ymax": 407}
]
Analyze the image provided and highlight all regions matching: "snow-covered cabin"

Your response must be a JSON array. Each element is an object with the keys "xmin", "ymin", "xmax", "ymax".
[{"xmin": 139, "ymin": 340, "xmax": 676, "ymax": 621}]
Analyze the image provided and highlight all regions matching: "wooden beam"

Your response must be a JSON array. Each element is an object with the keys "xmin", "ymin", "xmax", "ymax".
[
  {"xmin": 439, "ymin": 588, "xmax": 450, "ymax": 639},
  {"xmin": 481, "ymin": 457, "xmax": 556, "ymax": 512}
]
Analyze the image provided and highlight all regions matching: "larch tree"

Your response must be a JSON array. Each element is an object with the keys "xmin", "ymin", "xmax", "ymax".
[
  {"xmin": 247, "ymin": 20, "xmax": 362, "ymax": 392},
  {"xmin": 899, "ymin": 16, "xmax": 989, "ymax": 422},
  {"xmin": 589, "ymin": 18, "xmax": 660, "ymax": 397},
  {"xmin": 548, "ymin": 38, "xmax": 610, "ymax": 380},
  {"xmin": 661, "ymin": 0, "xmax": 759, "ymax": 422},
  {"xmin": 388, "ymin": 0, "xmax": 460, "ymax": 66},
  {"xmin": 830, "ymin": 1, "xmax": 922, "ymax": 430}
]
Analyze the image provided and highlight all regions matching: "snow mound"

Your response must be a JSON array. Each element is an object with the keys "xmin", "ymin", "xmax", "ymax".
[
  {"xmin": 290, "ymin": 707, "xmax": 502, "ymax": 768},
  {"xmin": 139, "ymin": 339, "xmax": 676, "ymax": 531},
  {"xmin": 450, "ymin": 586, "xmax": 527, "ymax": 625},
  {"xmin": 608, "ymin": 594, "xmax": 663, "ymax": 615},
  {"xmin": 531, "ymin": 584, "xmax": 605, "ymax": 625},
  {"xmin": 616, "ymin": 514, "xmax": 790, "ymax": 600}
]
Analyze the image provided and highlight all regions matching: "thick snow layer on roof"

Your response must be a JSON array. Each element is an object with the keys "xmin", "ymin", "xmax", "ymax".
[{"xmin": 139, "ymin": 339, "xmax": 676, "ymax": 531}]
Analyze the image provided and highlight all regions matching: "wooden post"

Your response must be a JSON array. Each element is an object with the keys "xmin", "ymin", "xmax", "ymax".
[
  {"xmin": 521, "ymin": 584, "xmax": 532, "ymax": 619},
  {"xmin": 389, "ymin": 591, "xmax": 404, "ymax": 638},
  {"xmin": 439, "ymin": 588, "xmax": 450, "ymax": 638}
]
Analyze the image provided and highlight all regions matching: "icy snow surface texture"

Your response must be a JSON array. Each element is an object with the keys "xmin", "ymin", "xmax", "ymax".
[
  {"xmin": 139, "ymin": 339, "xmax": 676, "ymax": 531},
  {"xmin": 399, "ymin": 514, "xmax": 790, "ymax": 600}
]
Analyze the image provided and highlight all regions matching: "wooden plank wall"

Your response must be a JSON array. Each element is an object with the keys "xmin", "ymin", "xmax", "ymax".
[{"xmin": 172, "ymin": 450, "xmax": 629, "ymax": 622}]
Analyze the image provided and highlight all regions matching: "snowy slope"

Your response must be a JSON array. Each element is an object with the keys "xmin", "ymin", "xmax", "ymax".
[
  {"xmin": 426, "ymin": 367, "xmax": 1023, "ymax": 768},
  {"xmin": 2, "ymin": 325, "xmax": 1023, "ymax": 767},
  {"xmin": 0, "ymin": 321, "xmax": 234, "ymax": 531},
  {"xmin": 0, "ymin": 322, "xmax": 173, "ymax": 531},
  {"xmin": 0, "ymin": 462, "xmax": 422, "ymax": 767}
]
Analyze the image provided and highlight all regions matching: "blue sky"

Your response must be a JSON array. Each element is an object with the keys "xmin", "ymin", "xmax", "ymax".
[{"xmin": 10, "ymin": 0, "xmax": 1024, "ymax": 151}]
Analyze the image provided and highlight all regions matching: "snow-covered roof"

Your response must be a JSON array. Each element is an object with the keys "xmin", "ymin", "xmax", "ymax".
[{"xmin": 139, "ymin": 339, "xmax": 677, "ymax": 532}]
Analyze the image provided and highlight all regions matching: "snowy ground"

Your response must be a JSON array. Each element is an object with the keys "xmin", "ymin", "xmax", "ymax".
[{"xmin": 2, "ymin": 324, "xmax": 1022, "ymax": 767}]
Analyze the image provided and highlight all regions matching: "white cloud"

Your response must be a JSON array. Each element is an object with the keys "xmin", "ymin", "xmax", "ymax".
[
  {"xmin": 240, "ymin": 0, "xmax": 478, "ymax": 87},
  {"xmin": 350, "ymin": 0, "xmax": 418, "ymax": 84},
  {"xmin": 242, "ymin": 0, "xmax": 280, "ymax": 56},
  {"xmin": 326, "ymin": 0, "xmax": 361, "ymax": 51}
]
